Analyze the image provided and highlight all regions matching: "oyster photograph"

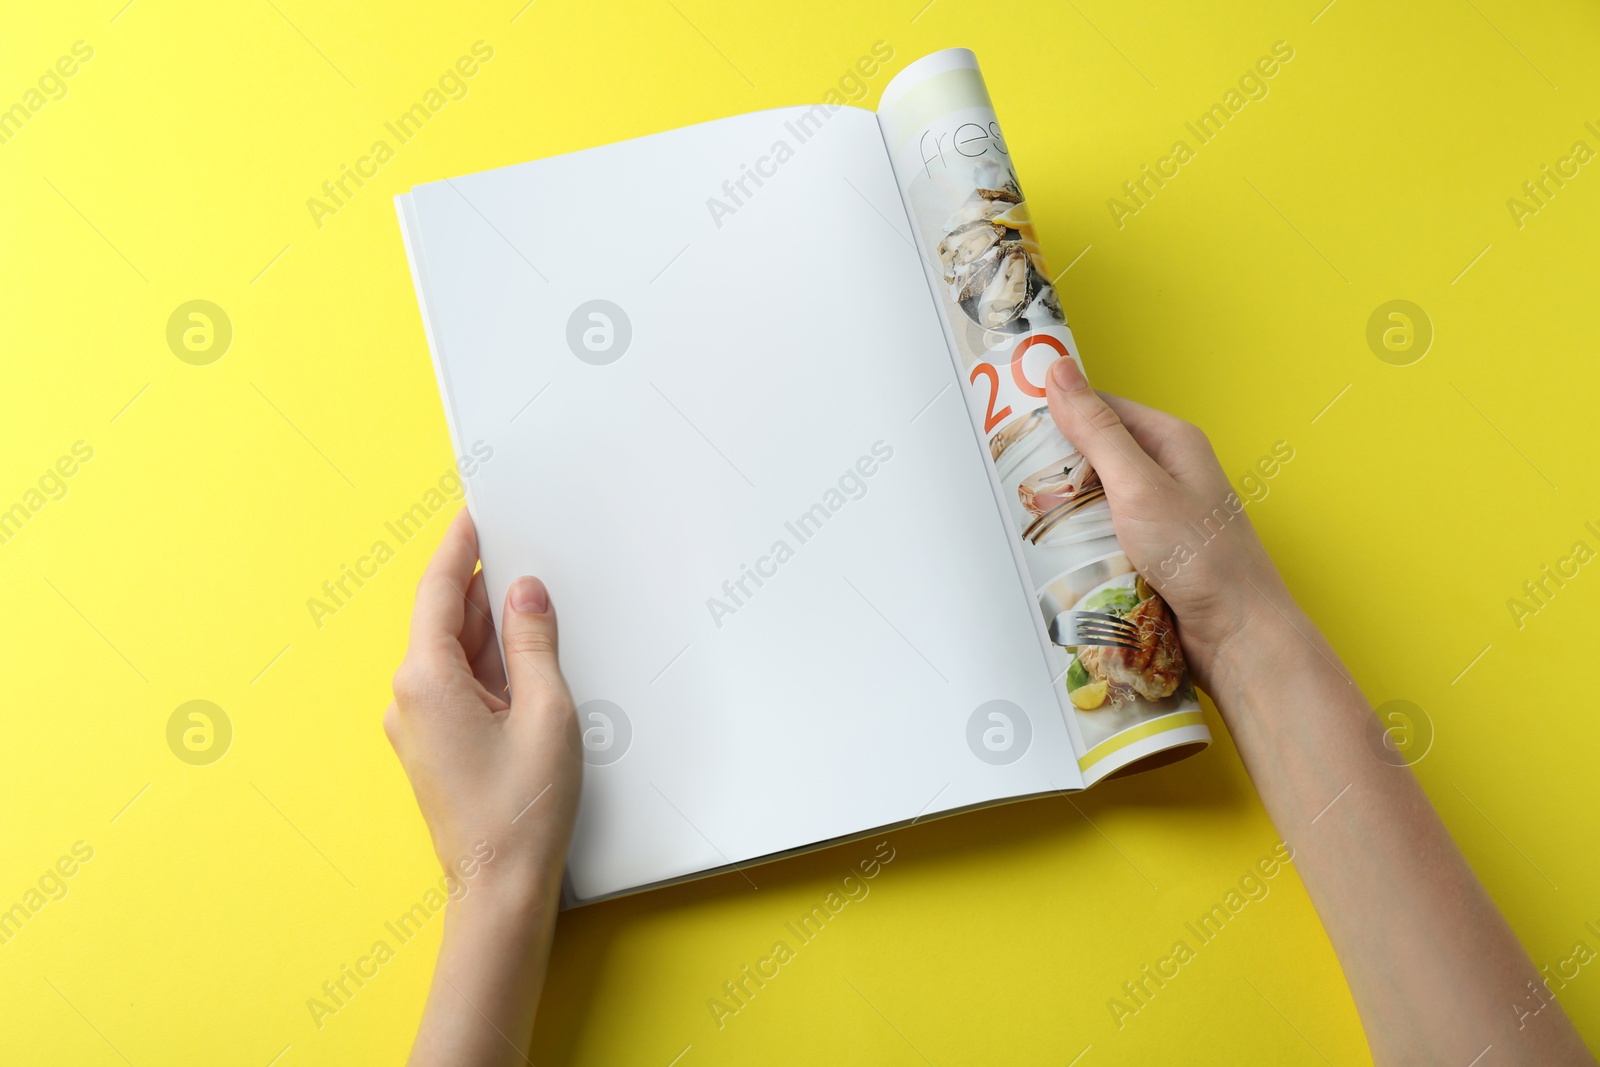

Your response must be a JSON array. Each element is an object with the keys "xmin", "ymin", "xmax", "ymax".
[{"xmin": 933, "ymin": 160, "xmax": 1065, "ymax": 333}]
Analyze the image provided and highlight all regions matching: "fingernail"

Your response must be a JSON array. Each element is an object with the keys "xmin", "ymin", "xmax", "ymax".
[
  {"xmin": 510, "ymin": 577, "xmax": 549, "ymax": 614},
  {"xmin": 1050, "ymin": 357, "xmax": 1088, "ymax": 393}
]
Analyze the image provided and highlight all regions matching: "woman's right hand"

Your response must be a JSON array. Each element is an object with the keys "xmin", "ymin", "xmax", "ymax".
[
  {"xmin": 1046, "ymin": 356, "xmax": 1598, "ymax": 1066},
  {"xmin": 1044, "ymin": 357, "xmax": 1297, "ymax": 691}
]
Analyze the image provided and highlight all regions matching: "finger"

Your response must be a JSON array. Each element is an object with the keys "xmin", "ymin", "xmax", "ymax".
[
  {"xmin": 1046, "ymin": 359, "xmax": 1171, "ymax": 501},
  {"xmin": 462, "ymin": 569, "xmax": 507, "ymax": 692},
  {"xmin": 459, "ymin": 568, "xmax": 494, "ymax": 660},
  {"xmin": 468, "ymin": 674, "xmax": 511, "ymax": 712},
  {"xmin": 499, "ymin": 576, "xmax": 568, "ymax": 710},
  {"xmin": 470, "ymin": 623, "xmax": 510, "ymax": 698},
  {"xmin": 1099, "ymin": 392, "xmax": 1209, "ymax": 473},
  {"xmin": 408, "ymin": 509, "xmax": 480, "ymax": 661}
]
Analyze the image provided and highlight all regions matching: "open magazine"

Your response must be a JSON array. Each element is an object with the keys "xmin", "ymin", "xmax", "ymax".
[{"xmin": 396, "ymin": 49, "xmax": 1209, "ymax": 906}]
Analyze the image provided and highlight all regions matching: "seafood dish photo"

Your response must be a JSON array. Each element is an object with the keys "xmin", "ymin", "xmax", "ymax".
[
  {"xmin": 1017, "ymin": 450, "xmax": 1104, "ymax": 545},
  {"xmin": 934, "ymin": 161, "xmax": 1065, "ymax": 333}
]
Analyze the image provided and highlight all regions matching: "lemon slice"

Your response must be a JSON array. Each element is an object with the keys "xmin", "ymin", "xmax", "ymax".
[
  {"xmin": 989, "ymin": 201, "xmax": 1032, "ymax": 230},
  {"xmin": 1070, "ymin": 679, "xmax": 1109, "ymax": 710}
]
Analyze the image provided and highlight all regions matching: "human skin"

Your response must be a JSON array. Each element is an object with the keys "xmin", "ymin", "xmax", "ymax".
[
  {"xmin": 384, "ymin": 512, "xmax": 581, "ymax": 1067},
  {"xmin": 384, "ymin": 362, "xmax": 1595, "ymax": 1066},
  {"xmin": 1044, "ymin": 356, "xmax": 1592, "ymax": 1067}
]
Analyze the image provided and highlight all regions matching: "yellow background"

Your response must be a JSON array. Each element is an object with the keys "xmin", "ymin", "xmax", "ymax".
[{"xmin": 3, "ymin": 0, "xmax": 1597, "ymax": 1062}]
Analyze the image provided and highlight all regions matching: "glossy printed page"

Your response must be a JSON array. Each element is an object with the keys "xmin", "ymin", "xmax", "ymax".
[
  {"xmin": 398, "ymin": 103, "xmax": 1084, "ymax": 902},
  {"xmin": 878, "ymin": 50, "xmax": 1212, "ymax": 783}
]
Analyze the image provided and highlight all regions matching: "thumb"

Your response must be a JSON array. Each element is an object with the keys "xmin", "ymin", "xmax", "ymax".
[
  {"xmin": 1045, "ymin": 358, "xmax": 1170, "ymax": 502},
  {"xmin": 501, "ymin": 576, "xmax": 567, "ymax": 706}
]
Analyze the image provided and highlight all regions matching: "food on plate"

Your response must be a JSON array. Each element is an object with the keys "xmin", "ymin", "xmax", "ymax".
[
  {"xmin": 965, "ymin": 244, "xmax": 1036, "ymax": 328},
  {"xmin": 1064, "ymin": 577, "xmax": 1188, "ymax": 707},
  {"xmin": 934, "ymin": 162, "xmax": 1064, "ymax": 333},
  {"xmin": 989, "ymin": 406, "xmax": 1047, "ymax": 466},
  {"xmin": 1022, "ymin": 284, "xmax": 1062, "ymax": 325},
  {"xmin": 1017, "ymin": 452, "xmax": 1098, "ymax": 517},
  {"xmin": 937, "ymin": 219, "xmax": 1005, "ymax": 283},
  {"xmin": 1069, "ymin": 678, "xmax": 1109, "ymax": 710}
]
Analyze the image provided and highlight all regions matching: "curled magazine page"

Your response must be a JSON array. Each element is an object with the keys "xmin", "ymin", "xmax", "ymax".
[{"xmin": 877, "ymin": 49, "xmax": 1210, "ymax": 783}]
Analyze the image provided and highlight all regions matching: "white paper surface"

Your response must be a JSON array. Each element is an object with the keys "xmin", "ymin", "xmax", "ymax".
[{"xmin": 398, "ymin": 104, "xmax": 1083, "ymax": 902}]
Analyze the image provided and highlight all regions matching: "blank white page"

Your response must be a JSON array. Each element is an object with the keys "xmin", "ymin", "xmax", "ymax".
[{"xmin": 399, "ymin": 104, "xmax": 1084, "ymax": 902}]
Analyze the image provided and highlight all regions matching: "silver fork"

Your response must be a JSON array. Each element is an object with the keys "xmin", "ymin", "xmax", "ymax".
[{"xmin": 1048, "ymin": 610, "xmax": 1142, "ymax": 651}]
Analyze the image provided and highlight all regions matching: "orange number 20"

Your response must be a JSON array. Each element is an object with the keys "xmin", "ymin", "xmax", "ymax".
[
  {"xmin": 1010, "ymin": 334, "xmax": 1069, "ymax": 398},
  {"xmin": 970, "ymin": 362, "xmax": 1013, "ymax": 432}
]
